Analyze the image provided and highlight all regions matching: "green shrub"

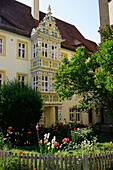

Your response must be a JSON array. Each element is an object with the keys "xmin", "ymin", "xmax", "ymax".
[{"xmin": 71, "ymin": 126, "xmax": 95, "ymax": 143}]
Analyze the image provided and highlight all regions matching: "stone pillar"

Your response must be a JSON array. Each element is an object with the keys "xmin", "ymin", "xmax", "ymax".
[{"xmin": 98, "ymin": 0, "xmax": 110, "ymax": 29}]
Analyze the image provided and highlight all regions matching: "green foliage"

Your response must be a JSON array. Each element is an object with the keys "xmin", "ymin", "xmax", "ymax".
[
  {"xmin": 0, "ymin": 154, "xmax": 28, "ymax": 170},
  {"xmin": 0, "ymin": 80, "xmax": 43, "ymax": 130},
  {"xmin": 0, "ymin": 130, "xmax": 12, "ymax": 150},
  {"xmin": 53, "ymin": 26, "xmax": 113, "ymax": 115},
  {"xmin": 71, "ymin": 127, "xmax": 95, "ymax": 143}
]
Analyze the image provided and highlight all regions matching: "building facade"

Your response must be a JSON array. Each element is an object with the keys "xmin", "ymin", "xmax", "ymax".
[{"xmin": 0, "ymin": 0, "xmax": 102, "ymax": 127}]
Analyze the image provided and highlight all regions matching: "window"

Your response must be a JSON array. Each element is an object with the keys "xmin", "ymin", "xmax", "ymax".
[
  {"xmin": 42, "ymin": 76, "xmax": 49, "ymax": 92},
  {"xmin": 0, "ymin": 70, "xmax": 5, "ymax": 87},
  {"xmin": 52, "ymin": 77, "xmax": 55, "ymax": 92},
  {"xmin": 0, "ymin": 35, "xmax": 6, "ymax": 56},
  {"xmin": 69, "ymin": 108, "xmax": 82, "ymax": 122},
  {"xmin": 0, "ymin": 38, "xmax": 3, "ymax": 54},
  {"xmin": 69, "ymin": 109, "xmax": 75, "ymax": 121},
  {"xmin": 96, "ymin": 108, "xmax": 100, "ymax": 117},
  {"xmin": 32, "ymin": 43, "xmax": 38, "ymax": 59},
  {"xmin": 32, "ymin": 76, "xmax": 38, "ymax": 90},
  {"xmin": 51, "ymin": 45, "xmax": 58, "ymax": 60},
  {"xmin": 61, "ymin": 52, "xmax": 68, "ymax": 61},
  {"xmin": 17, "ymin": 40, "xmax": 28, "ymax": 60},
  {"xmin": 76, "ymin": 109, "xmax": 81, "ymax": 122},
  {"xmin": 18, "ymin": 75, "xmax": 26, "ymax": 84},
  {"xmin": 17, "ymin": 73, "xmax": 28, "ymax": 84},
  {"xmin": 42, "ymin": 42, "xmax": 48, "ymax": 58},
  {"xmin": 55, "ymin": 107, "xmax": 59, "ymax": 123}
]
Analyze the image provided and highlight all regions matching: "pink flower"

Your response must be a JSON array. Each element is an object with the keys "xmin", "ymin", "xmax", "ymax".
[
  {"xmin": 36, "ymin": 124, "xmax": 39, "ymax": 131},
  {"xmin": 8, "ymin": 127, "xmax": 12, "ymax": 131},
  {"xmin": 54, "ymin": 141, "xmax": 59, "ymax": 146},
  {"xmin": 40, "ymin": 140, "xmax": 43, "ymax": 144},
  {"xmin": 62, "ymin": 138, "xmax": 69, "ymax": 143},
  {"xmin": 45, "ymin": 139, "xmax": 48, "ymax": 144}
]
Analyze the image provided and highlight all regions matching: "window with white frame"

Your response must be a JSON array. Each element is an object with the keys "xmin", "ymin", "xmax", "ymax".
[
  {"xmin": 0, "ymin": 73, "xmax": 3, "ymax": 87},
  {"xmin": 42, "ymin": 75, "xmax": 49, "ymax": 92},
  {"xmin": 18, "ymin": 75, "xmax": 26, "ymax": 84},
  {"xmin": 52, "ymin": 77, "xmax": 55, "ymax": 92},
  {"xmin": 32, "ymin": 43, "xmax": 38, "ymax": 59},
  {"xmin": 69, "ymin": 109, "xmax": 75, "ymax": 121},
  {"xmin": 76, "ymin": 109, "xmax": 81, "ymax": 122},
  {"xmin": 51, "ymin": 45, "xmax": 58, "ymax": 60},
  {"xmin": 0, "ymin": 38, "xmax": 3, "ymax": 54},
  {"xmin": 18, "ymin": 42, "xmax": 26, "ymax": 59},
  {"xmin": 32, "ymin": 76, "xmax": 38, "ymax": 90},
  {"xmin": 42, "ymin": 42, "xmax": 48, "ymax": 58}
]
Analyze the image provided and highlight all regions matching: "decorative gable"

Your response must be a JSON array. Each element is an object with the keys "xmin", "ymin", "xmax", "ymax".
[{"xmin": 31, "ymin": 5, "xmax": 62, "ymax": 39}]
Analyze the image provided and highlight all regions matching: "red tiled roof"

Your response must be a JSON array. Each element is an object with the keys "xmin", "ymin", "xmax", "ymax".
[{"xmin": 0, "ymin": 0, "xmax": 97, "ymax": 52}]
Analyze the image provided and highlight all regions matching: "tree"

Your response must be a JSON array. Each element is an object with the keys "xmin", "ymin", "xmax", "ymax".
[
  {"xmin": 0, "ymin": 80, "xmax": 43, "ymax": 130},
  {"xmin": 53, "ymin": 26, "xmax": 113, "ymax": 115}
]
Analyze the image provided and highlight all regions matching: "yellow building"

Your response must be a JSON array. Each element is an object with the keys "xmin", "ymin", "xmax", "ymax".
[{"xmin": 0, "ymin": 0, "xmax": 101, "ymax": 127}]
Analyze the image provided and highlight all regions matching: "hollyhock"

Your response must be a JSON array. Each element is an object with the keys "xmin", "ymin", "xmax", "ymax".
[
  {"xmin": 45, "ymin": 139, "xmax": 48, "ymax": 144},
  {"xmin": 54, "ymin": 141, "xmax": 59, "ymax": 146},
  {"xmin": 40, "ymin": 140, "xmax": 43, "ymax": 144},
  {"xmin": 8, "ymin": 127, "xmax": 12, "ymax": 130},
  {"xmin": 36, "ymin": 124, "xmax": 39, "ymax": 131},
  {"xmin": 62, "ymin": 138, "xmax": 69, "ymax": 143}
]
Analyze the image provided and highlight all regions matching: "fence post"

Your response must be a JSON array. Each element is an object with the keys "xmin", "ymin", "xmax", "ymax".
[{"xmin": 82, "ymin": 153, "xmax": 88, "ymax": 170}]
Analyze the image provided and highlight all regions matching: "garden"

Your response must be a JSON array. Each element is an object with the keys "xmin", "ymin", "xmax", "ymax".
[{"xmin": 0, "ymin": 122, "xmax": 113, "ymax": 169}]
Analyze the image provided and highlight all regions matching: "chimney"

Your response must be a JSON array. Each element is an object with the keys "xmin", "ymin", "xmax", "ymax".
[
  {"xmin": 32, "ymin": 0, "xmax": 39, "ymax": 20},
  {"xmin": 98, "ymin": 0, "xmax": 110, "ymax": 29}
]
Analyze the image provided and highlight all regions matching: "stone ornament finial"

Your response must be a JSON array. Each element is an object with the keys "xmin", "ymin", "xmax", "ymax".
[{"xmin": 47, "ymin": 5, "xmax": 51, "ymax": 14}]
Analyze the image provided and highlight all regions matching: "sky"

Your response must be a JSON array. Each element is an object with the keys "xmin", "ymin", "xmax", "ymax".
[{"xmin": 16, "ymin": 0, "xmax": 100, "ymax": 44}]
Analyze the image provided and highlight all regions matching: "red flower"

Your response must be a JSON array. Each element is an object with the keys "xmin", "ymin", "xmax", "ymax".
[
  {"xmin": 0, "ymin": 152, "xmax": 1, "ymax": 154},
  {"xmin": 62, "ymin": 138, "xmax": 69, "ymax": 143},
  {"xmin": 31, "ymin": 167, "xmax": 32, "ymax": 169},
  {"xmin": 72, "ymin": 117, "xmax": 74, "ymax": 119},
  {"xmin": 8, "ymin": 127, "xmax": 12, "ymax": 130},
  {"xmin": 19, "ymin": 151, "xmax": 23, "ymax": 154},
  {"xmin": 64, "ymin": 118, "xmax": 66, "ymax": 121},
  {"xmin": 28, "ymin": 131, "xmax": 31, "ymax": 134},
  {"xmin": 54, "ymin": 141, "xmax": 59, "ymax": 146},
  {"xmin": 67, "ymin": 138, "xmax": 69, "ymax": 142},
  {"xmin": 84, "ymin": 124, "xmax": 87, "ymax": 126},
  {"xmin": 60, "ymin": 123, "xmax": 63, "ymax": 126},
  {"xmin": 99, "ymin": 147, "xmax": 102, "ymax": 150},
  {"xmin": 25, "ymin": 153, "xmax": 26, "ymax": 155},
  {"xmin": 74, "ymin": 128, "xmax": 76, "ymax": 130}
]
